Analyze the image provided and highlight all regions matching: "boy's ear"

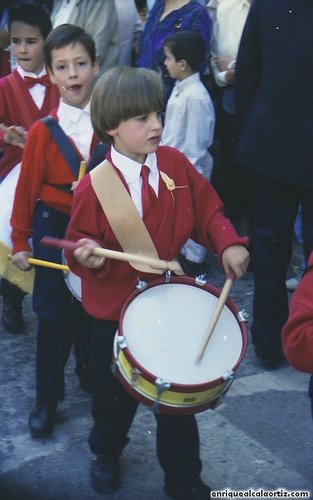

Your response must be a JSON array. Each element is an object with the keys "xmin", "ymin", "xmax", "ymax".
[
  {"xmin": 47, "ymin": 67, "xmax": 56, "ymax": 85},
  {"xmin": 93, "ymin": 56, "xmax": 100, "ymax": 78},
  {"xmin": 106, "ymin": 128, "xmax": 117, "ymax": 138},
  {"xmin": 180, "ymin": 59, "xmax": 188, "ymax": 71}
]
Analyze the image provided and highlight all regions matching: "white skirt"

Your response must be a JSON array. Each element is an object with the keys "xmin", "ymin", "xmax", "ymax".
[{"xmin": 0, "ymin": 164, "xmax": 34, "ymax": 293}]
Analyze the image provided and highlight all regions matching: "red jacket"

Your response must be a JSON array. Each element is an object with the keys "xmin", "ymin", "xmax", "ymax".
[
  {"xmin": 0, "ymin": 69, "xmax": 59, "ymax": 178},
  {"xmin": 11, "ymin": 110, "xmax": 99, "ymax": 254},
  {"xmin": 66, "ymin": 146, "xmax": 248, "ymax": 321},
  {"xmin": 281, "ymin": 252, "xmax": 313, "ymax": 374}
]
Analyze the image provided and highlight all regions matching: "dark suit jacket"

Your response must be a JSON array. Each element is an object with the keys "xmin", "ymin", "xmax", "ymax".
[{"xmin": 235, "ymin": 0, "xmax": 313, "ymax": 188}]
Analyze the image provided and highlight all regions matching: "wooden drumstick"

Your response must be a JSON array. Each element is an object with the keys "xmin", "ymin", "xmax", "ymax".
[
  {"xmin": 8, "ymin": 254, "xmax": 70, "ymax": 272},
  {"xmin": 27, "ymin": 257, "xmax": 69, "ymax": 272},
  {"xmin": 196, "ymin": 270, "xmax": 235, "ymax": 363},
  {"xmin": 41, "ymin": 236, "xmax": 183, "ymax": 274},
  {"xmin": 77, "ymin": 160, "xmax": 87, "ymax": 181}
]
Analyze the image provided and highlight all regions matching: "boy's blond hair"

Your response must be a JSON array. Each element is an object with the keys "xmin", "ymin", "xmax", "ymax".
[{"xmin": 91, "ymin": 66, "xmax": 165, "ymax": 144}]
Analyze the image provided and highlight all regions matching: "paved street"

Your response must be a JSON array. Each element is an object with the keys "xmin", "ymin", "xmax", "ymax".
[{"xmin": 0, "ymin": 247, "xmax": 312, "ymax": 500}]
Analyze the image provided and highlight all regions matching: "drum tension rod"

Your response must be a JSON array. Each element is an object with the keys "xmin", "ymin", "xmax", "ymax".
[
  {"xmin": 150, "ymin": 378, "xmax": 171, "ymax": 414},
  {"xmin": 164, "ymin": 270, "xmax": 172, "ymax": 283}
]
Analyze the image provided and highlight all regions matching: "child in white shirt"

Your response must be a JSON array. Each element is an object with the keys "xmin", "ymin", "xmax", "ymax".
[{"xmin": 161, "ymin": 30, "xmax": 215, "ymax": 274}]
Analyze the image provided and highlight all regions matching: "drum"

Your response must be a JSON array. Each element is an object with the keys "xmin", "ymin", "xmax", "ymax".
[
  {"xmin": 62, "ymin": 252, "xmax": 81, "ymax": 301},
  {"xmin": 113, "ymin": 275, "xmax": 248, "ymax": 415}
]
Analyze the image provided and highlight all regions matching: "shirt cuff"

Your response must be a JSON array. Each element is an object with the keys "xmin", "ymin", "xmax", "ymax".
[{"xmin": 216, "ymin": 71, "xmax": 229, "ymax": 86}]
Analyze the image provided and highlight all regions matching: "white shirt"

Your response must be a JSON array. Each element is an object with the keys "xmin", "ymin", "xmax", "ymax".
[
  {"xmin": 57, "ymin": 100, "xmax": 93, "ymax": 161},
  {"xmin": 161, "ymin": 73, "xmax": 215, "ymax": 180},
  {"xmin": 111, "ymin": 146, "xmax": 159, "ymax": 218},
  {"xmin": 208, "ymin": 0, "xmax": 251, "ymax": 86},
  {"xmin": 17, "ymin": 66, "xmax": 47, "ymax": 109},
  {"xmin": 52, "ymin": 0, "xmax": 77, "ymax": 26},
  {"xmin": 114, "ymin": 0, "xmax": 142, "ymax": 65}
]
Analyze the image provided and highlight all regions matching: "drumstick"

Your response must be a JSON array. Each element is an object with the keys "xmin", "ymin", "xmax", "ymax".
[
  {"xmin": 41, "ymin": 236, "xmax": 183, "ymax": 273},
  {"xmin": 196, "ymin": 270, "xmax": 235, "ymax": 363},
  {"xmin": 77, "ymin": 160, "xmax": 87, "ymax": 181},
  {"xmin": 27, "ymin": 257, "xmax": 69, "ymax": 272},
  {"xmin": 0, "ymin": 123, "xmax": 25, "ymax": 141},
  {"xmin": 8, "ymin": 254, "xmax": 69, "ymax": 272}
]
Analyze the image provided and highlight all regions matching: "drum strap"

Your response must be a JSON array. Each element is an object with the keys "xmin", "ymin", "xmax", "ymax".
[
  {"xmin": 41, "ymin": 117, "xmax": 109, "ymax": 185},
  {"xmin": 90, "ymin": 160, "xmax": 184, "ymax": 275}
]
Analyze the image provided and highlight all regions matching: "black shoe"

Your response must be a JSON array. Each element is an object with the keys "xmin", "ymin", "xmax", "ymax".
[
  {"xmin": 2, "ymin": 304, "xmax": 24, "ymax": 332},
  {"xmin": 254, "ymin": 346, "xmax": 283, "ymax": 369},
  {"xmin": 164, "ymin": 479, "xmax": 212, "ymax": 500},
  {"xmin": 90, "ymin": 452, "xmax": 120, "ymax": 494},
  {"xmin": 28, "ymin": 400, "xmax": 57, "ymax": 437}
]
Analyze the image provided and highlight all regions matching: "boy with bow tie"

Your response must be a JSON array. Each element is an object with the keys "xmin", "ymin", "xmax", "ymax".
[
  {"xmin": 0, "ymin": 4, "xmax": 59, "ymax": 333},
  {"xmin": 10, "ymin": 23, "xmax": 102, "ymax": 437}
]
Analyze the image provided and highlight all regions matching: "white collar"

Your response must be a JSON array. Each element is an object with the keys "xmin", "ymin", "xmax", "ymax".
[
  {"xmin": 111, "ymin": 146, "xmax": 158, "ymax": 182},
  {"xmin": 174, "ymin": 72, "xmax": 200, "ymax": 95},
  {"xmin": 17, "ymin": 65, "xmax": 47, "ymax": 79},
  {"xmin": 58, "ymin": 99, "xmax": 91, "ymax": 123}
]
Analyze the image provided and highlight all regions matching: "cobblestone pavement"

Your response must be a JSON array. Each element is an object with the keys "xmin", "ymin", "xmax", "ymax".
[{"xmin": 0, "ymin": 244, "xmax": 312, "ymax": 500}]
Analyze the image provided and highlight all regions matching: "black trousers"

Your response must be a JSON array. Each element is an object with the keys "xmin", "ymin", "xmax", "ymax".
[
  {"xmin": 89, "ymin": 319, "xmax": 202, "ymax": 485},
  {"xmin": 32, "ymin": 201, "xmax": 92, "ymax": 402},
  {"xmin": 0, "ymin": 278, "xmax": 26, "ymax": 307},
  {"xmin": 211, "ymin": 89, "xmax": 254, "ymax": 221},
  {"xmin": 251, "ymin": 174, "xmax": 313, "ymax": 356},
  {"xmin": 35, "ymin": 298, "xmax": 92, "ymax": 402}
]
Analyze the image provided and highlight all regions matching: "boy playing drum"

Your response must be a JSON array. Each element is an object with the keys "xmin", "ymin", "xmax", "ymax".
[{"xmin": 66, "ymin": 66, "xmax": 250, "ymax": 499}]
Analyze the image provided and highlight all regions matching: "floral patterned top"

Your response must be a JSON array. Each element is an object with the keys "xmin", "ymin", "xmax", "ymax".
[{"xmin": 136, "ymin": 0, "xmax": 212, "ymax": 101}]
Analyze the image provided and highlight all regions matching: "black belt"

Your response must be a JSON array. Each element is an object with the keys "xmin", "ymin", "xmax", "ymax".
[{"xmin": 48, "ymin": 183, "xmax": 73, "ymax": 193}]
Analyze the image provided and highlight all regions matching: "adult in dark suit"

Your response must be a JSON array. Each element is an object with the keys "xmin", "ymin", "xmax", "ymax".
[{"xmin": 235, "ymin": 0, "xmax": 313, "ymax": 366}]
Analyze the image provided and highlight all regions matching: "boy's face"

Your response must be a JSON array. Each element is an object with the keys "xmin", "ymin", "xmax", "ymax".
[
  {"xmin": 10, "ymin": 21, "xmax": 45, "ymax": 75},
  {"xmin": 48, "ymin": 42, "xmax": 99, "ymax": 109},
  {"xmin": 108, "ymin": 111, "xmax": 162, "ymax": 164},
  {"xmin": 164, "ymin": 46, "xmax": 183, "ymax": 80}
]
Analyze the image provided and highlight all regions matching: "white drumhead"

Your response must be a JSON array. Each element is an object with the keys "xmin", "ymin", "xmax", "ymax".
[
  {"xmin": 62, "ymin": 252, "xmax": 81, "ymax": 301},
  {"xmin": 121, "ymin": 283, "xmax": 243, "ymax": 385}
]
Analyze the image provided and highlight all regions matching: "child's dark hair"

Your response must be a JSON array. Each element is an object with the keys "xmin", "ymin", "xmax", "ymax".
[
  {"xmin": 44, "ymin": 24, "xmax": 96, "ymax": 69},
  {"xmin": 8, "ymin": 4, "xmax": 52, "ymax": 40},
  {"xmin": 91, "ymin": 66, "xmax": 165, "ymax": 145},
  {"xmin": 164, "ymin": 31, "xmax": 206, "ymax": 72}
]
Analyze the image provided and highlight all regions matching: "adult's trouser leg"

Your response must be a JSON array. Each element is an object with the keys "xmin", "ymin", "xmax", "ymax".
[{"xmin": 251, "ymin": 175, "xmax": 298, "ymax": 357}]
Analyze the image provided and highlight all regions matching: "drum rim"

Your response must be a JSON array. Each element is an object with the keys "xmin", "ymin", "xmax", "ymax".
[
  {"xmin": 118, "ymin": 275, "xmax": 248, "ymax": 392},
  {"xmin": 115, "ymin": 369, "xmax": 227, "ymax": 415}
]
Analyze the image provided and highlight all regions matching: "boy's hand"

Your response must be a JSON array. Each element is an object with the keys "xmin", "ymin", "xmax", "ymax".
[
  {"xmin": 12, "ymin": 251, "xmax": 32, "ymax": 271},
  {"xmin": 214, "ymin": 55, "xmax": 233, "ymax": 72},
  {"xmin": 221, "ymin": 245, "xmax": 250, "ymax": 279},
  {"xmin": 225, "ymin": 68, "xmax": 235, "ymax": 85},
  {"xmin": 4, "ymin": 126, "xmax": 26, "ymax": 148},
  {"xmin": 73, "ymin": 238, "xmax": 106, "ymax": 269},
  {"xmin": 71, "ymin": 180, "xmax": 79, "ymax": 193}
]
